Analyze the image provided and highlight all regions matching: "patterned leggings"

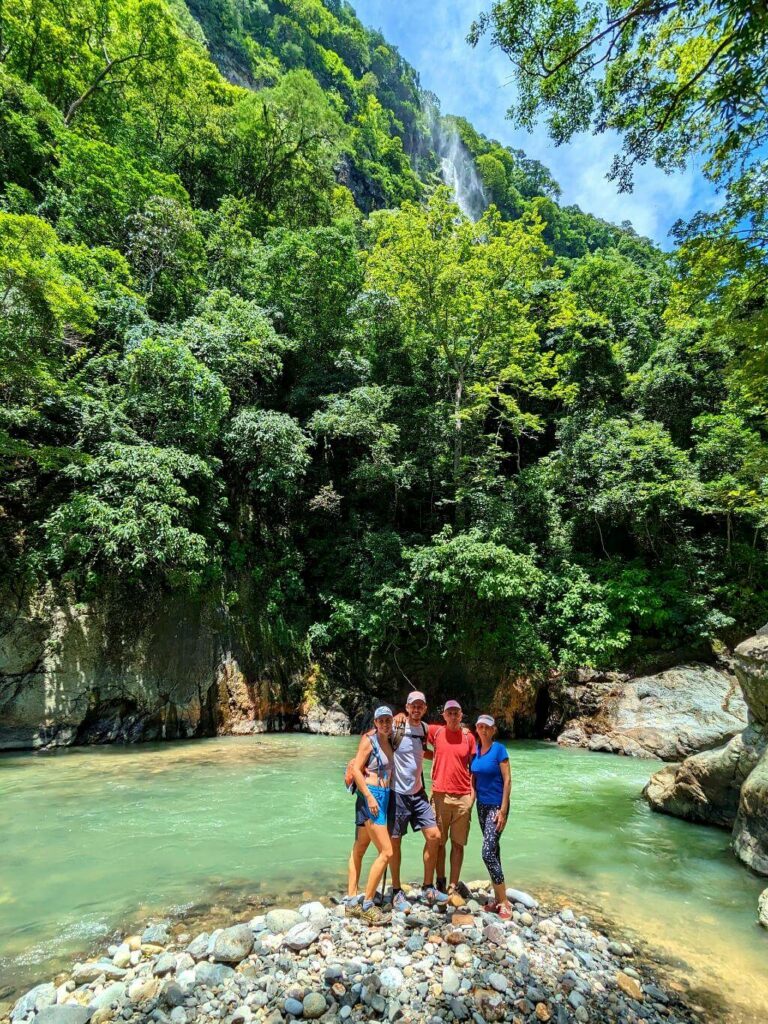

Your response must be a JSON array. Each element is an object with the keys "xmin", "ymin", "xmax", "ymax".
[{"xmin": 477, "ymin": 802, "xmax": 505, "ymax": 885}]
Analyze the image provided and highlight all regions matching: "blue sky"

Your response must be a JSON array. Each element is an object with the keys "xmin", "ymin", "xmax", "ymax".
[{"xmin": 352, "ymin": 0, "xmax": 718, "ymax": 247}]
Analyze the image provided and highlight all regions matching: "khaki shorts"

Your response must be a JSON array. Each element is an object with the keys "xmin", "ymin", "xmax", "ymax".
[{"xmin": 431, "ymin": 792, "xmax": 473, "ymax": 847}]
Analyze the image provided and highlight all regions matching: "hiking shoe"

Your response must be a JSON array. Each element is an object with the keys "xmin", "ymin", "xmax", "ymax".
[
  {"xmin": 392, "ymin": 890, "xmax": 412, "ymax": 913},
  {"xmin": 360, "ymin": 903, "xmax": 384, "ymax": 925},
  {"xmin": 456, "ymin": 880, "xmax": 473, "ymax": 900},
  {"xmin": 343, "ymin": 895, "xmax": 363, "ymax": 918},
  {"xmin": 423, "ymin": 885, "xmax": 450, "ymax": 905},
  {"xmin": 436, "ymin": 877, "xmax": 448, "ymax": 894}
]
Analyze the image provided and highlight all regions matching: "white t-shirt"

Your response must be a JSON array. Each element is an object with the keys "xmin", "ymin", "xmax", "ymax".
[{"xmin": 392, "ymin": 722, "xmax": 428, "ymax": 795}]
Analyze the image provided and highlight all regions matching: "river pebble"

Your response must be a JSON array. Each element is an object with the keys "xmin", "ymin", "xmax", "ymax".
[{"xmin": 6, "ymin": 883, "xmax": 703, "ymax": 1024}]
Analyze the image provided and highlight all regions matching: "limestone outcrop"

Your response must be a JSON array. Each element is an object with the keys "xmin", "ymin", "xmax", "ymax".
[
  {"xmin": 644, "ymin": 625, "xmax": 768, "ymax": 878},
  {"xmin": 556, "ymin": 664, "xmax": 747, "ymax": 761},
  {"xmin": 0, "ymin": 588, "xmax": 353, "ymax": 751}
]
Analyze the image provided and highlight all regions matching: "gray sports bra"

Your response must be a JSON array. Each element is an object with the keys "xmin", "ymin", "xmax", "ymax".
[{"xmin": 366, "ymin": 735, "xmax": 391, "ymax": 782}]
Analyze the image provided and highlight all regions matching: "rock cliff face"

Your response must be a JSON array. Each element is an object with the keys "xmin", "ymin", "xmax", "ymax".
[
  {"xmin": 0, "ymin": 589, "xmax": 351, "ymax": 752},
  {"xmin": 644, "ymin": 625, "xmax": 768, "ymax": 877},
  {"xmin": 555, "ymin": 664, "xmax": 747, "ymax": 761}
]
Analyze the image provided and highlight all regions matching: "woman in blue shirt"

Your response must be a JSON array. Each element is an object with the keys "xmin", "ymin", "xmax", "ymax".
[{"xmin": 471, "ymin": 714, "xmax": 512, "ymax": 918}]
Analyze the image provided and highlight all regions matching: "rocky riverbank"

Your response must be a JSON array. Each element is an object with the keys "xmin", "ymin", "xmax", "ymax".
[
  {"xmin": 643, "ymin": 625, "xmax": 768, "ymax": 879},
  {"xmin": 4, "ymin": 885, "xmax": 709, "ymax": 1024}
]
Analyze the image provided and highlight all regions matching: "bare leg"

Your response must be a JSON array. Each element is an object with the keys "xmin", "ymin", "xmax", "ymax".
[
  {"xmin": 363, "ymin": 823, "xmax": 393, "ymax": 901},
  {"xmin": 436, "ymin": 843, "xmax": 447, "ymax": 882},
  {"xmin": 492, "ymin": 880, "xmax": 510, "ymax": 909},
  {"xmin": 421, "ymin": 825, "xmax": 441, "ymax": 886},
  {"xmin": 347, "ymin": 827, "xmax": 370, "ymax": 896},
  {"xmin": 390, "ymin": 836, "xmax": 403, "ymax": 889},
  {"xmin": 449, "ymin": 842, "xmax": 465, "ymax": 887}
]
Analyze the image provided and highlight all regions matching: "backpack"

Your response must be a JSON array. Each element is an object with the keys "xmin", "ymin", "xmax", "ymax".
[
  {"xmin": 390, "ymin": 719, "xmax": 428, "ymax": 751},
  {"xmin": 344, "ymin": 730, "xmax": 380, "ymax": 795}
]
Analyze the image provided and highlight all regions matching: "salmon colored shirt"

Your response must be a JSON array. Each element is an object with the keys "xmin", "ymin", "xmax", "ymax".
[{"xmin": 428, "ymin": 723, "xmax": 475, "ymax": 795}]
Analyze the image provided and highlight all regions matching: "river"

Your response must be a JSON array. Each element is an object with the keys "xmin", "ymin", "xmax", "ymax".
[{"xmin": 1, "ymin": 736, "xmax": 766, "ymax": 1020}]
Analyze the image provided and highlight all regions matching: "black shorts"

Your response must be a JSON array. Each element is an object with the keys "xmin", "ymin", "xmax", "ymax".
[
  {"xmin": 355, "ymin": 793, "xmax": 369, "ymax": 830},
  {"xmin": 387, "ymin": 789, "xmax": 437, "ymax": 838}
]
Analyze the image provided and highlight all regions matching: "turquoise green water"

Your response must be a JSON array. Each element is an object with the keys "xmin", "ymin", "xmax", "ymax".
[{"xmin": 1, "ymin": 737, "xmax": 766, "ymax": 1020}]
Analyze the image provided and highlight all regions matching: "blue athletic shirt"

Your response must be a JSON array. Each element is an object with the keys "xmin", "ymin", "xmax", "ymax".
[{"xmin": 471, "ymin": 740, "xmax": 509, "ymax": 805}]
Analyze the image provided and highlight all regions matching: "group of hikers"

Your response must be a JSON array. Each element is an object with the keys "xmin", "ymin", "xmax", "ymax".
[{"xmin": 344, "ymin": 690, "xmax": 511, "ymax": 925}]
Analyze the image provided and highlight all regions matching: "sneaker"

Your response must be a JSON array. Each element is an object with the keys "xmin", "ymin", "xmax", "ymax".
[
  {"xmin": 496, "ymin": 902, "xmax": 513, "ymax": 920},
  {"xmin": 392, "ymin": 889, "xmax": 412, "ymax": 913},
  {"xmin": 360, "ymin": 902, "xmax": 384, "ymax": 925},
  {"xmin": 484, "ymin": 900, "xmax": 499, "ymax": 913},
  {"xmin": 343, "ymin": 895, "xmax": 363, "ymax": 918},
  {"xmin": 423, "ymin": 885, "xmax": 450, "ymax": 905},
  {"xmin": 436, "ymin": 876, "xmax": 448, "ymax": 894}
]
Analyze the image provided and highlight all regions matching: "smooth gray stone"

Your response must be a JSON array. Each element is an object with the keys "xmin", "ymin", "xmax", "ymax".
[
  {"xmin": 194, "ymin": 962, "xmax": 235, "ymax": 987},
  {"xmin": 302, "ymin": 992, "xmax": 326, "ymax": 1019},
  {"xmin": 282, "ymin": 923, "xmax": 319, "ymax": 951},
  {"xmin": 265, "ymin": 909, "xmax": 303, "ymax": 934},
  {"xmin": 88, "ymin": 983, "xmax": 127, "ymax": 1010},
  {"xmin": 142, "ymin": 923, "xmax": 171, "ymax": 945},
  {"xmin": 210, "ymin": 925, "xmax": 254, "ymax": 963},
  {"xmin": 153, "ymin": 953, "xmax": 177, "ymax": 977},
  {"xmin": 72, "ymin": 963, "xmax": 128, "ymax": 985},
  {"xmin": 36, "ymin": 1009, "xmax": 93, "ymax": 1024},
  {"xmin": 11, "ymin": 983, "xmax": 56, "ymax": 1022},
  {"xmin": 505, "ymin": 889, "xmax": 538, "ymax": 910},
  {"xmin": 185, "ymin": 933, "xmax": 210, "ymax": 959}
]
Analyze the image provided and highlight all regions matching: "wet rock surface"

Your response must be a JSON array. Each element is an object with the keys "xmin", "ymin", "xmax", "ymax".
[
  {"xmin": 5, "ymin": 885, "xmax": 706, "ymax": 1024},
  {"xmin": 644, "ymin": 625, "xmax": 768, "ymax": 891},
  {"xmin": 557, "ymin": 665, "xmax": 746, "ymax": 762}
]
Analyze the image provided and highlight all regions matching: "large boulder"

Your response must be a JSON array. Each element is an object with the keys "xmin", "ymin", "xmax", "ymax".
[
  {"xmin": 299, "ymin": 701, "xmax": 351, "ymax": 736},
  {"xmin": 643, "ymin": 728, "xmax": 762, "ymax": 826},
  {"xmin": 557, "ymin": 664, "xmax": 746, "ymax": 761},
  {"xmin": 645, "ymin": 625, "xmax": 768, "ymax": 877}
]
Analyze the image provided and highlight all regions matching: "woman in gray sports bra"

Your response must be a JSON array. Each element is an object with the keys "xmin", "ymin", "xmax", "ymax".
[{"xmin": 346, "ymin": 705, "xmax": 395, "ymax": 924}]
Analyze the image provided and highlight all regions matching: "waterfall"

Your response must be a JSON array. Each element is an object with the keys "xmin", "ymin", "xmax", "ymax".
[
  {"xmin": 437, "ymin": 125, "xmax": 487, "ymax": 221},
  {"xmin": 425, "ymin": 102, "xmax": 487, "ymax": 221}
]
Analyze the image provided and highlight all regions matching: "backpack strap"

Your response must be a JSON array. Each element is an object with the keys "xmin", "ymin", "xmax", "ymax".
[{"xmin": 369, "ymin": 733, "xmax": 384, "ymax": 774}]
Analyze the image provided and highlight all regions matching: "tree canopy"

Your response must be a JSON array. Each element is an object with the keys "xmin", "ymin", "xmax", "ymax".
[{"xmin": 1, "ymin": 0, "xmax": 766, "ymax": 691}]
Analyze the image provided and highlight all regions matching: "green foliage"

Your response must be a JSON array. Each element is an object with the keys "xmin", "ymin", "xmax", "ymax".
[
  {"xmin": 123, "ymin": 336, "xmax": 230, "ymax": 452},
  {"xmin": 178, "ymin": 290, "xmax": 289, "ymax": 406},
  {"xmin": 224, "ymin": 407, "xmax": 310, "ymax": 499},
  {"xmin": 44, "ymin": 443, "xmax": 219, "ymax": 593},
  {"xmin": 554, "ymin": 415, "xmax": 697, "ymax": 549},
  {"xmin": 366, "ymin": 189, "xmax": 559, "ymax": 501},
  {"xmin": 0, "ymin": 67, "xmax": 62, "ymax": 203},
  {"xmin": 1, "ymin": 0, "xmax": 766, "ymax": 679},
  {"xmin": 48, "ymin": 134, "xmax": 188, "ymax": 249},
  {"xmin": 470, "ymin": 0, "xmax": 767, "ymax": 190}
]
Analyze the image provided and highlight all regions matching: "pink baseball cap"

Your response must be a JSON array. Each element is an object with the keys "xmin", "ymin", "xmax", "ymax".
[
  {"xmin": 443, "ymin": 700, "xmax": 462, "ymax": 711},
  {"xmin": 406, "ymin": 690, "xmax": 427, "ymax": 705}
]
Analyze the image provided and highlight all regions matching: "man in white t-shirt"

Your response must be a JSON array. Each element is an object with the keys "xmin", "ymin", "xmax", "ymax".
[{"xmin": 388, "ymin": 690, "xmax": 449, "ymax": 911}]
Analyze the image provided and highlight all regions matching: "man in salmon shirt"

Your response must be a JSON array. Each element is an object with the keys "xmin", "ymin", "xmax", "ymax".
[{"xmin": 428, "ymin": 699, "xmax": 476, "ymax": 896}]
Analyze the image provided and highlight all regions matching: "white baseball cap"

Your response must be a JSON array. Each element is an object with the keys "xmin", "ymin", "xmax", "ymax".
[{"xmin": 406, "ymin": 690, "xmax": 427, "ymax": 705}]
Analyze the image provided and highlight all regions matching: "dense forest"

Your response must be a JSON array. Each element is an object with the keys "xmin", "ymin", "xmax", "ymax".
[{"xmin": 1, "ymin": 0, "xmax": 766, "ymax": 690}]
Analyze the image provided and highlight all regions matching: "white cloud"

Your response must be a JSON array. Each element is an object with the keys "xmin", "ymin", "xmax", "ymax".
[{"xmin": 352, "ymin": 0, "xmax": 716, "ymax": 246}]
